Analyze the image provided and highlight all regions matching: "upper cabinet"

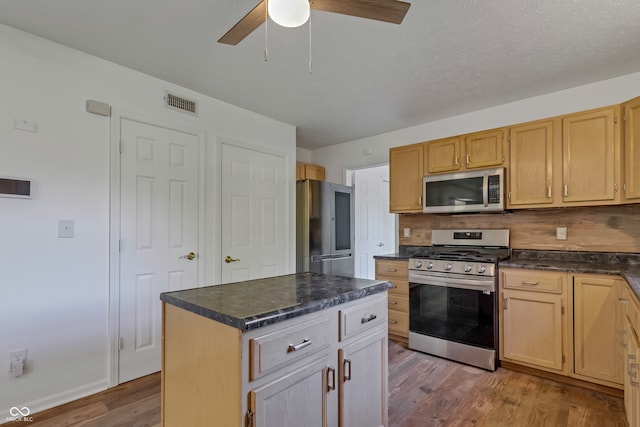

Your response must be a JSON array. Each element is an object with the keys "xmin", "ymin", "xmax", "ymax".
[
  {"xmin": 425, "ymin": 137, "xmax": 460, "ymax": 174},
  {"xmin": 507, "ymin": 119, "xmax": 558, "ymax": 207},
  {"xmin": 464, "ymin": 128, "xmax": 506, "ymax": 169},
  {"xmin": 424, "ymin": 129, "xmax": 506, "ymax": 175},
  {"xmin": 562, "ymin": 106, "xmax": 621, "ymax": 205},
  {"xmin": 296, "ymin": 161, "xmax": 325, "ymax": 181},
  {"xmin": 623, "ymin": 96, "xmax": 640, "ymax": 202},
  {"xmin": 389, "ymin": 143, "xmax": 424, "ymax": 213}
]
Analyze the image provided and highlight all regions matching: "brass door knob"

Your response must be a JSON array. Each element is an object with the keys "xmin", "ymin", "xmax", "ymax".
[
  {"xmin": 180, "ymin": 252, "xmax": 197, "ymax": 260},
  {"xmin": 225, "ymin": 255, "xmax": 240, "ymax": 263}
]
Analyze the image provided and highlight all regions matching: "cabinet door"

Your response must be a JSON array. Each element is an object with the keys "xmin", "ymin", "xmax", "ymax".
[
  {"xmin": 305, "ymin": 164, "xmax": 326, "ymax": 181},
  {"xmin": 338, "ymin": 329, "xmax": 388, "ymax": 427},
  {"xmin": 425, "ymin": 137, "xmax": 461, "ymax": 174},
  {"xmin": 573, "ymin": 275, "xmax": 623, "ymax": 385},
  {"xmin": 508, "ymin": 120, "xmax": 555, "ymax": 207},
  {"xmin": 389, "ymin": 144, "xmax": 424, "ymax": 213},
  {"xmin": 562, "ymin": 107, "xmax": 619, "ymax": 203},
  {"xmin": 501, "ymin": 290, "xmax": 565, "ymax": 372},
  {"xmin": 464, "ymin": 129, "xmax": 505, "ymax": 169},
  {"xmin": 250, "ymin": 358, "xmax": 328, "ymax": 427},
  {"xmin": 624, "ymin": 317, "xmax": 640, "ymax": 427},
  {"xmin": 624, "ymin": 96, "xmax": 640, "ymax": 201}
]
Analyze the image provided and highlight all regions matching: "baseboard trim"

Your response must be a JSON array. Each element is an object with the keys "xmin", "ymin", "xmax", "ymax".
[
  {"xmin": 0, "ymin": 379, "xmax": 109, "ymax": 425},
  {"xmin": 501, "ymin": 361, "xmax": 624, "ymax": 398}
]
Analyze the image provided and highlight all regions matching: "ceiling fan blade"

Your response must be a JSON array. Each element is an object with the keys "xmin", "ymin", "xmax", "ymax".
[
  {"xmin": 218, "ymin": 1, "xmax": 267, "ymax": 45},
  {"xmin": 311, "ymin": 0, "xmax": 411, "ymax": 25}
]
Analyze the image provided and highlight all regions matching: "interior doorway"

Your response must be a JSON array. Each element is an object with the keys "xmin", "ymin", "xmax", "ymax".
[{"xmin": 349, "ymin": 165, "xmax": 396, "ymax": 279}]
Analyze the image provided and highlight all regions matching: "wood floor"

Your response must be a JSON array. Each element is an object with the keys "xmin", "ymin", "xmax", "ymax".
[{"xmin": 28, "ymin": 340, "xmax": 627, "ymax": 426}]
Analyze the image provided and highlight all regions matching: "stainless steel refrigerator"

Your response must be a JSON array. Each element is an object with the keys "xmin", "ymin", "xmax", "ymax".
[{"xmin": 296, "ymin": 179, "xmax": 354, "ymax": 276}]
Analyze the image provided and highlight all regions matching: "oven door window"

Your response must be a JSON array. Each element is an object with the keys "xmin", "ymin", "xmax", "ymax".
[{"xmin": 409, "ymin": 283, "xmax": 495, "ymax": 349}]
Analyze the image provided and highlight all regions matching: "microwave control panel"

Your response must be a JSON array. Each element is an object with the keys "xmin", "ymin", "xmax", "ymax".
[{"xmin": 488, "ymin": 175, "xmax": 501, "ymax": 203}]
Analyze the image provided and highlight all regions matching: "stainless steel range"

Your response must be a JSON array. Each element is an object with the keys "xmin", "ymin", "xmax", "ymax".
[{"xmin": 408, "ymin": 229, "xmax": 510, "ymax": 371}]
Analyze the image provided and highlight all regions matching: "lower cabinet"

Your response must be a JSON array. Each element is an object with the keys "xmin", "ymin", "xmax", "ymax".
[
  {"xmin": 375, "ymin": 259, "xmax": 409, "ymax": 343},
  {"xmin": 500, "ymin": 268, "xmax": 625, "ymax": 388},
  {"xmin": 623, "ymin": 287, "xmax": 640, "ymax": 426},
  {"xmin": 500, "ymin": 269, "xmax": 567, "ymax": 374},
  {"xmin": 162, "ymin": 292, "xmax": 389, "ymax": 427}
]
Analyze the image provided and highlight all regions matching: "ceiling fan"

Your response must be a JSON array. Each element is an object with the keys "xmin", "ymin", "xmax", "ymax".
[{"xmin": 218, "ymin": 0, "xmax": 411, "ymax": 45}]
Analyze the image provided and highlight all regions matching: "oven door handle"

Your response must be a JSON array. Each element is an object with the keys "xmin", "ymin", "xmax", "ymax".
[{"xmin": 410, "ymin": 273, "xmax": 495, "ymax": 292}]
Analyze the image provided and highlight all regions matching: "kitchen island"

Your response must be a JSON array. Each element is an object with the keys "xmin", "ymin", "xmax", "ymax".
[{"xmin": 160, "ymin": 272, "xmax": 392, "ymax": 427}]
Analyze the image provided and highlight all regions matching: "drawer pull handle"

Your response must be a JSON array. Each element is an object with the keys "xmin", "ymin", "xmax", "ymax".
[
  {"xmin": 388, "ymin": 268, "xmax": 397, "ymax": 272},
  {"xmin": 287, "ymin": 338, "xmax": 312, "ymax": 353},
  {"xmin": 389, "ymin": 300, "xmax": 398, "ymax": 305},
  {"xmin": 389, "ymin": 320, "xmax": 398, "ymax": 324},
  {"xmin": 522, "ymin": 281, "xmax": 539, "ymax": 286},
  {"xmin": 361, "ymin": 314, "xmax": 377, "ymax": 324},
  {"xmin": 343, "ymin": 359, "xmax": 352, "ymax": 382},
  {"xmin": 327, "ymin": 367, "xmax": 336, "ymax": 391}
]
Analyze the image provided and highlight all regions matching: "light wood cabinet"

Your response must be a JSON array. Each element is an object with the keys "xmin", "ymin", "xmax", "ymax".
[
  {"xmin": 623, "ymin": 287, "xmax": 640, "ymax": 426},
  {"xmin": 573, "ymin": 274, "xmax": 624, "ymax": 386},
  {"xmin": 507, "ymin": 119, "xmax": 558, "ymax": 207},
  {"xmin": 375, "ymin": 259, "xmax": 409, "ymax": 343},
  {"xmin": 623, "ymin": 96, "xmax": 640, "ymax": 202},
  {"xmin": 162, "ymin": 292, "xmax": 389, "ymax": 427},
  {"xmin": 500, "ymin": 268, "xmax": 568, "ymax": 374},
  {"xmin": 464, "ymin": 128, "xmax": 506, "ymax": 169},
  {"xmin": 296, "ymin": 161, "xmax": 325, "ymax": 181},
  {"xmin": 425, "ymin": 137, "xmax": 461, "ymax": 173},
  {"xmin": 562, "ymin": 106, "xmax": 621, "ymax": 205},
  {"xmin": 389, "ymin": 143, "xmax": 424, "ymax": 212}
]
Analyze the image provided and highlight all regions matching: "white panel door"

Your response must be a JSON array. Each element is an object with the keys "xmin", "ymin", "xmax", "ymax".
[
  {"xmin": 354, "ymin": 165, "xmax": 395, "ymax": 279},
  {"xmin": 221, "ymin": 143, "xmax": 286, "ymax": 283},
  {"xmin": 119, "ymin": 118, "xmax": 199, "ymax": 383}
]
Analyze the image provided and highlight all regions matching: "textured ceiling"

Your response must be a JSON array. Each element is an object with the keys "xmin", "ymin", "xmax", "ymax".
[{"xmin": 1, "ymin": 0, "xmax": 639, "ymax": 149}]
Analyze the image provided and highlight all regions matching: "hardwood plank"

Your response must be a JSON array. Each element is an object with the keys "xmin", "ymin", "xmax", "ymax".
[{"xmin": 28, "ymin": 340, "xmax": 626, "ymax": 426}]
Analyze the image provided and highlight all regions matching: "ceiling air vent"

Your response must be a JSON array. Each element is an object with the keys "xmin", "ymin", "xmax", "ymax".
[{"xmin": 164, "ymin": 91, "xmax": 198, "ymax": 116}]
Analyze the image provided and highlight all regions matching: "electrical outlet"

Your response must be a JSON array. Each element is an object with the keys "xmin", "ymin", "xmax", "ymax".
[
  {"xmin": 9, "ymin": 348, "xmax": 27, "ymax": 378},
  {"xmin": 9, "ymin": 348, "xmax": 27, "ymax": 363},
  {"xmin": 403, "ymin": 228, "xmax": 411, "ymax": 238},
  {"xmin": 556, "ymin": 227, "xmax": 568, "ymax": 241}
]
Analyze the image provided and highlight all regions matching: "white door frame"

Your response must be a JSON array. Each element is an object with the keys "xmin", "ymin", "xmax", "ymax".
[
  {"xmin": 215, "ymin": 137, "xmax": 293, "ymax": 284},
  {"xmin": 108, "ymin": 108, "xmax": 206, "ymax": 386}
]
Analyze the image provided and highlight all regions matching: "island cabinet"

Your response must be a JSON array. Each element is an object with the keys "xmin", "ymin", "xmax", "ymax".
[
  {"xmin": 161, "ymin": 279, "xmax": 389, "ymax": 427},
  {"xmin": 623, "ymin": 96, "xmax": 640, "ymax": 202},
  {"xmin": 375, "ymin": 259, "xmax": 409, "ymax": 343},
  {"xmin": 500, "ymin": 268, "xmax": 568, "ymax": 374},
  {"xmin": 389, "ymin": 143, "xmax": 424, "ymax": 212}
]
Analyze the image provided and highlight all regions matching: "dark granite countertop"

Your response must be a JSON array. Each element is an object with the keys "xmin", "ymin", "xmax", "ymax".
[
  {"xmin": 160, "ymin": 272, "xmax": 392, "ymax": 331},
  {"xmin": 500, "ymin": 250, "xmax": 640, "ymax": 300}
]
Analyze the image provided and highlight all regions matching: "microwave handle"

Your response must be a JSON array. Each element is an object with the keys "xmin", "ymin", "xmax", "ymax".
[{"xmin": 483, "ymin": 174, "xmax": 489, "ymax": 207}]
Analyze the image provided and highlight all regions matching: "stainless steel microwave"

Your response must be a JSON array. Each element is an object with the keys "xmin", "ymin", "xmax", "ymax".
[{"xmin": 422, "ymin": 167, "xmax": 505, "ymax": 213}]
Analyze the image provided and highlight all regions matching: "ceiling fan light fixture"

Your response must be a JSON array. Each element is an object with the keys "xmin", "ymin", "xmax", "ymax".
[{"xmin": 268, "ymin": 0, "xmax": 310, "ymax": 28}]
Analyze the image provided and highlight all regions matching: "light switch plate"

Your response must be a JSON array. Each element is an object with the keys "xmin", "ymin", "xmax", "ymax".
[{"xmin": 58, "ymin": 220, "xmax": 75, "ymax": 238}]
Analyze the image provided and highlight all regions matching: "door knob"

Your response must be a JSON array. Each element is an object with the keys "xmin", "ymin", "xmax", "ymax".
[
  {"xmin": 225, "ymin": 255, "xmax": 240, "ymax": 263},
  {"xmin": 376, "ymin": 242, "xmax": 384, "ymax": 247},
  {"xmin": 180, "ymin": 252, "xmax": 197, "ymax": 260}
]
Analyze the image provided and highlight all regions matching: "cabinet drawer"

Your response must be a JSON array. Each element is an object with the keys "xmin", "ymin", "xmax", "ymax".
[
  {"xmin": 387, "ymin": 279, "xmax": 409, "ymax": 297},
  {"xmin": 388, "ymin": 294, "xmax": 409, "ymax": 312},
  {"xmin": 339, "ymin": 294, "xmax": 387, "ymax": 342},
  {"xmin": 502, "ymin": 269, "xmax": 565, "ymax": 294},
  {"xmin": 249, "ymin": 316, "xmax": 331, "ymax": 381},
  {"xmin": 388, "ymin": 309, "xmax": 409, "ymax": 337},
  {"xmin": 375, "ymin": 260, "xmax": 408, "ymax": 278}
]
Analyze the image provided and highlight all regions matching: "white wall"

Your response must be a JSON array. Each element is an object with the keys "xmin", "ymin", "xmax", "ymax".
[
  {"xmin": 0, "ymin": 24, "xmax": 296, "ymax": 419},
  {"xmin": 296, "ymin": 147, "xmax": 312, "ymax": 163},
  {"xmin": 312, "ymin": 72, "xmax": 640, "ymax": 183}
]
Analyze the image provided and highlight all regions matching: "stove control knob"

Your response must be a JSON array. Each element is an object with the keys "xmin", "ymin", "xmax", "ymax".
[
  {"xmin": 427, "ymin": 262, "xmax": 434, "ymax": 269},
  {"xmin": 445, "ymin": 263, "xmax": 453, "ymax": 271},
  {"xmin": 415, "ymin": 261, "xmax": 423, "ymax": 269},
  {"xmin": 478, "ymin": 265, "xmax": 487, "ymax": 274},
  {"xmin": 464, "ymin": 264, "xmax": 472, "ymax": 273}
]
